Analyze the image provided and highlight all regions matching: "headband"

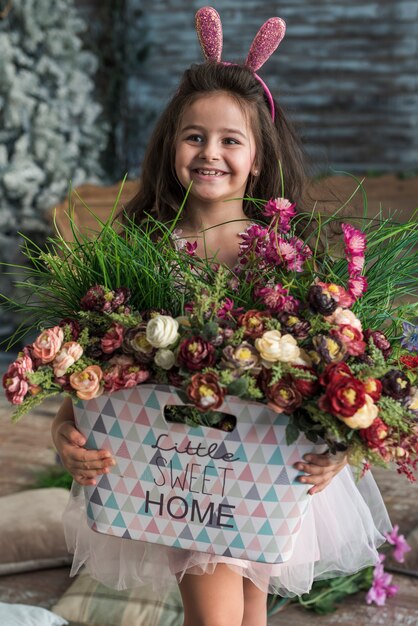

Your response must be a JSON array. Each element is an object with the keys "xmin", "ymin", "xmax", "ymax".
[{"xmin": 195, "ymin": 6, "xmax": 286, "ymax": 122}]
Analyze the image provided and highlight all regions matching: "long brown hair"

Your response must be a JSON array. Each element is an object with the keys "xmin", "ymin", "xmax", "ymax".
[{"xmin": 124, "ymin": 62, "xmax": 308, "ymax": 225}]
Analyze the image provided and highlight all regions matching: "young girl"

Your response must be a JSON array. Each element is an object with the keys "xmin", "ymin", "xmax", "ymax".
[{"xmin": 52, "ymin": 8, "xmax": 391, "ymax": 626}]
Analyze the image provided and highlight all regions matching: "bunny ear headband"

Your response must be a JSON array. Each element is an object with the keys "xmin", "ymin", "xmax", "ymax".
[{"xmin": 195, "ymin": 6, "xmax": 286, "ymax": 122}]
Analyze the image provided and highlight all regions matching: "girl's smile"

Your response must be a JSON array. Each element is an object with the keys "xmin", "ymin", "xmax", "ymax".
[{"xmin": 175, "ymin": 91, "xmax": 257, "ymax": 212}]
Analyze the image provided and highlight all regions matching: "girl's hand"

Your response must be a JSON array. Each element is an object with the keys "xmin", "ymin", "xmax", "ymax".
[
  {"xmin": 54, "ymin": 419, "xmax": 115, "ymax": 486},
  {"xmin": 294, "ymin": 451, "xmax": 348, "ymax": 496}
]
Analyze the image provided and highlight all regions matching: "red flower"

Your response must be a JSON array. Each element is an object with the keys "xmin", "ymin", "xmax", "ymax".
[
  {"xmin": 187, "ymin": 372, "xmax": 225, "ymax": 411},
  {"xmin": 360, "ymin": 417, "xmax": 389, "ymax": 449},
  {"xmin": 319, "ymin": 376, "xmax": 366, "ymax": 418},
  {"xmin": 238, "ymin": 310, "xmax": 270, "ymax": 338},
  {"xmin": 319, "ymin": 362, "xmax": 352, "ymax": 387},
  {"xmin": 400, "ymin": 355, "xmax": 418, "ymax": 370},
  {"xmin": 178, "ymin": 336, "xmax": 216, "ymax": 371},
  {"xmin": 291, "ymin": 366, "xmax": 319, "ymax": 398},
  {"xmin": 364, "ymin": 378, "xmax": 382, "ymax": 402},
  {"xmin": 266, "ymin": 377, "xmax": 303, "ymax": 414}
]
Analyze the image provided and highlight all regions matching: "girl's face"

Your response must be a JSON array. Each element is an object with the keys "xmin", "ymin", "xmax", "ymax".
[{"xmin": 174, "ymin": 92, "xmax": 257, "ymax": 212}]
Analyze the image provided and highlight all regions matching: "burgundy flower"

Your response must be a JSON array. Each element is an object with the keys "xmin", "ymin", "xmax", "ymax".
[
  {"xmin": 266, "ymin": 377, "xmax": 303, "ymax": 415},
  {"xmin": 103, "ymin": 357, "xmax": 149, "ymax": 393},
  {"xmin": 307, "ymin": 285, "xmax": 338, "ymax": 315},
  {"xmin": 400, "ymin": 355, "xmax": 418, "ymax": 370},
  {"xmin": 187, "ymin": 372, "xmax": 226, "ymax": 411},
  {"xmin": 279, "ymin": 312, "xmax": 311, "ymax": 340},
  {"xmin": 101, "ymin": 323, "xmax": 125, "ymax": 354},
  {"xmin": 80, "ymin": 284, "xmax": 106, "ymax": 311},
  {"xmin": 178, "ymin": 336, "xmax": 216, "ymax": 371},
  {"xmin": 237, "ymin": 309, "xmax": 270, "ymax": 339},
  {"xmin": 364, "ymin": 329, "xmax": 392, "ymax": 359},
  {"xmin": 2, "ymin": 357, "xmax": 32, "ymax": 405},
  {"xmin": 59, "ymin": 318, "xmax": 81, "ymax": 340},
  {"xmin": 364, "ymin": 378, "xmax": 382, "ymax": 402},
  {"xmin": 381, "ymin": 370, "xmax": 411, "ymax": 400},
  {"xmin": 112, "ymin": 287, "xmax": 131, "ymax": 310},
  {"xmin": 319, "ymin": 376, "xmax": 366, "ymax": 418}
]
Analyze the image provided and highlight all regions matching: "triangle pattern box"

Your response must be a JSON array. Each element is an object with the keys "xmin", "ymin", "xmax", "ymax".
[{"xmin": 74, "ymin": 384, "xmax": 324, "ymax": 564}]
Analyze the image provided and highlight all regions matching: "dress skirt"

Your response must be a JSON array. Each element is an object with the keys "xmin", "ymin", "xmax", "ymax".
[{"xmin": 63, "ymin": 465, "xmax": 391, "ymax": 597}]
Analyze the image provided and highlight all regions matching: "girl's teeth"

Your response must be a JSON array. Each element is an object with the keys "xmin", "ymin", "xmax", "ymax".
[{"xmin": 197, "ymin": 170, "xmax": 223, "ymax": 176}]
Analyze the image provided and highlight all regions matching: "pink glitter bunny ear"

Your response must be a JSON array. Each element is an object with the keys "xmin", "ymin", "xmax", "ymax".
[
  {"xmin": 195, "ymin": 6, "xmax": 223, "ymax": 62},
  {"xmin": 245, "ymin": 17, "xmax": 286, "ymax": 71}
]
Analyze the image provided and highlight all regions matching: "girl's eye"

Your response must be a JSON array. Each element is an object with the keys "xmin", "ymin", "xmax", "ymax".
[
  {"xmin": 186, "ymin": 134, "xmax": 203, "ymax": 143},
  {"xmin": 223, "ymin": 138, "xmax": 240, "ymax": 145}
]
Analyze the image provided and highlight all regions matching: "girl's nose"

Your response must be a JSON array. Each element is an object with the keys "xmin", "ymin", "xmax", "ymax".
[{"xmin": 199, "ymin": 139, "xmax": 220, "ymax": 161}]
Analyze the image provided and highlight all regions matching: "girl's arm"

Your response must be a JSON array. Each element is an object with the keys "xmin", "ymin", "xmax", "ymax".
[
  {"xmin": 51, "ymin": 396, "xmax": 115, "ymax": 486},
  {"xmin": 295, "ymin": 452, "xmax": 348, "ymax": 495}
]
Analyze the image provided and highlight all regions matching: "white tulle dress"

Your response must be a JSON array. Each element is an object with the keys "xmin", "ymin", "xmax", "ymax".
[{"xmin": 63, "ymin": 464, "xmax": 391, "ymax": 597}]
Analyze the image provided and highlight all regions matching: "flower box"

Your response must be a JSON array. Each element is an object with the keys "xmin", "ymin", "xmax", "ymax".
[{"xmin": 73, "ymin": 384, "xmax": 324, "ymax": 564}]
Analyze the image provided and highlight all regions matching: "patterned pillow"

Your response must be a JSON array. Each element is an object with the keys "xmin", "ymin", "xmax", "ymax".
[{"xmin": 52, "ymin": 570, "xmax": 183, "ymax": 626}]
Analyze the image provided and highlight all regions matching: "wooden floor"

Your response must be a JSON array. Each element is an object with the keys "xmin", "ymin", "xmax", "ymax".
[{"xmin": 1, "ymin": 175, "xmax": 418, "ymax": 623}]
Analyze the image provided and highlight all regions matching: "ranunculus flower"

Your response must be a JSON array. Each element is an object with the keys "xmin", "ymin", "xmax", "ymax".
[
  {"xmin": 381, "ymin": 370, "xmax": 411, "ymax": 400},
  {"xmin": 32, "ymin": 326, "xmax": 64, "ymax": 363},
  {"xmin": 187, "ymin": 372, "xmax": 225, "ymax": 411},
  {"xmin": 154, "ymin": 349, "xmax": 176, "ymax": 370},
  {"xmin": 178, "ymin": 336, "xmax": 216, "ymax": 371},
  {"xmin": 70, "ymin": 365, "xmax": 103, "ymax": 400},
  {"xmin": 255, "ymin": 330, "xmax": 300, "ymax": 364},
  {"xmin": 319, "ymin": 376, "xmax": 366, "ymax": 418},
  {"xmin": 312, "ymin": 334, "xmax": 346, "ymax": 364},
  {"xmin": 124, "ymin": 326, "xmax": 155, "ymax": 363},
  {"xmin": 53, "ymin": 342, "xmax": 83, "ymax": 377},
  {"xmin": 101, "ymin": 323, "xmax": 125, "ymax": 354},
  {"xmin": 104, "ymin": 360, "xmax": 149, "ymax": 393},
  {"xmin": 266, "ymin": 377, "xmax": 303, "ymax": 414},
  {"xmin": 319, "ymin": 362, "xmax": 352, "ymax": 386},
  {"xmin": 222, "ymin": 342, "xmax": 259, "ymax": 371},
  {"xmin": 342, "ymin": 394, "xmax": 378, "ymax": 429},
  {"xmin": 291, "ymin": 366, "xmax": 319, "ymax": 398},
  {"xmin": 80, "ymin": 284, "xmax": 106, "ymax": 311},
  {"xmin": 146, "ymin": 315, "xmax": 179, "ymax": 348},
  {"xmin": 360, "ymin": 417, "xmax": 389, "ymax": 448},
  {"xmin": 364, "ymin": 378, "xmax": 382, "ymax": 402},
  {"xmin": 316, "ymin": 282, "xmax": 354, "ymax": 308},
  {"xmin": 364, "ymin": 329, "xmax": 392, "ymax": 359},
  {"xmin": 330, "ymin": 324, "xmax": 366, "ymax": 356},
  {"xmin": 279, "ymin": 312, "xmax": 311, "ymax": 340},
  {"xmin": 238, "ymin": 309, "xmax": 270, "ymax": 338},
  {"xmin": 307, "ymin": 285, "xmax": 338, "ymax": 315},
  {"xmin": 2, "ymin": 356, "xmax": 33, "ymax": 405},
  {"xmin": 326, "ymin": 307, "xmax": 362, "ymax": 332}
]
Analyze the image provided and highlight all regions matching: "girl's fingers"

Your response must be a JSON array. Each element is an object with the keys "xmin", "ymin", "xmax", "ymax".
[{"xmin": 70, "ymin": 458, "xmax": 115, "ymax": 471}]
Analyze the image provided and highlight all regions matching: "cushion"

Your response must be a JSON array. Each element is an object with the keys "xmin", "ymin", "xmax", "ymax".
[
  {"xmin": 52, "ymin": 570, "xmax": 183, "ymax": 626},
  {"xmin": 0, "ymin": 488, "xmax": 72, "ymax": 575},
  {"xmin": 0, "ymin": 602, "xmax": 68, "ymax": 626}
]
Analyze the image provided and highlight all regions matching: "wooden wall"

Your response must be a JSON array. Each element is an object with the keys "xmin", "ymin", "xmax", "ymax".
[{"xmin": 76, "ymin": 0, "xmax": 418, "ymax": 176}]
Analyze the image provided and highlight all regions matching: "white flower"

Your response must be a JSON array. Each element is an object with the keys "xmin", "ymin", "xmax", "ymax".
[
  {"xmin": 255, "ymin": 330, "xmax": 300, "ymax": 363},
  {"xmin": 342, "ymin": 395, "xmax": 378, "ymax": 429},
  {"xmin": 146, "ymin": 315, "xmax": 179, "ymax": 348},
  {"xmin": 154, "ymin": 348, "xmax": 176, "ymax": 370}
]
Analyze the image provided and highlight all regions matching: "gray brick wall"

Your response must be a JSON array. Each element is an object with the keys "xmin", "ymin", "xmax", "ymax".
[{"xmin": 81, "ymin": 1, "xmax": 418, "ymax": 175}]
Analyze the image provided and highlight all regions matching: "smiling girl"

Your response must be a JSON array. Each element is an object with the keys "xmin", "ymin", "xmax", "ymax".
[{"xmin": 51, "ymin": 8, "xmax": 391, "ymax": 626}]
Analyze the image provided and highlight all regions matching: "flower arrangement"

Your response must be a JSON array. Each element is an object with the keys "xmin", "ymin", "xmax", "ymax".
[{"xmin": 2, "ymin": 182, "xmax": 418, "ymax": 480}]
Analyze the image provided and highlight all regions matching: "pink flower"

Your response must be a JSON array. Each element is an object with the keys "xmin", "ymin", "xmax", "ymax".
[
  {"xmin": 384, "ymin": 525, "xmax": 412, "ymax": 563},
  {"xmin": 32, "ymin": 326, "xmax": 64, "ymax": 363},
  {"xmin": 317, "ymin": 282, "xmax": 354, "ymax": 308},
  {"xmin": 185, "ymin": 241, "xmax": 197, "ymax": 256},
  {"xmin": 69, "ymin": 365, "xmax": 103, "ymax": 400},
  {"xmin": 342, "ymin": 223, "xmax": 367, "ymax": 255},
  {"xmin": 263, "ymin": 197, "xmax": 296, "ymax": 233},
  {"xmin": 101, "ymin": 323, "xmax": 125, "ymax": 354},
  {"xmin": 238, "ymin": 223, "xmax": 268, "ymax": 260},
  {"xmin": 326, "ymin": 307, "xmax": 363, "ymax": 331},
  {"xmin": 217, "ymin": 298, "xmax": 236, "ymax": 319},
  {"xmin": 256, "ymin": 283, "xmax": 300, "ymax": 313},
  {"xmin": 330, "ymin": 325, "xmax": 366, "ymax": 356},
  {"xmin": 53, "ymin": 342, "xmax": 83, "ymax": 377},
  {"xmin": 2, "ymin": 356, "xmax": 33, "ymax": 405},
  {"xmin": 366, "ymin": 555, "xmax": 399, "ymax": 606},
  {"xmin": 347, "ymin": 275, "xmax": 368, "ymax": 299},
  {"xmin": 348, "ymin": 255, "xmax": 365, "ymax": 274}
]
